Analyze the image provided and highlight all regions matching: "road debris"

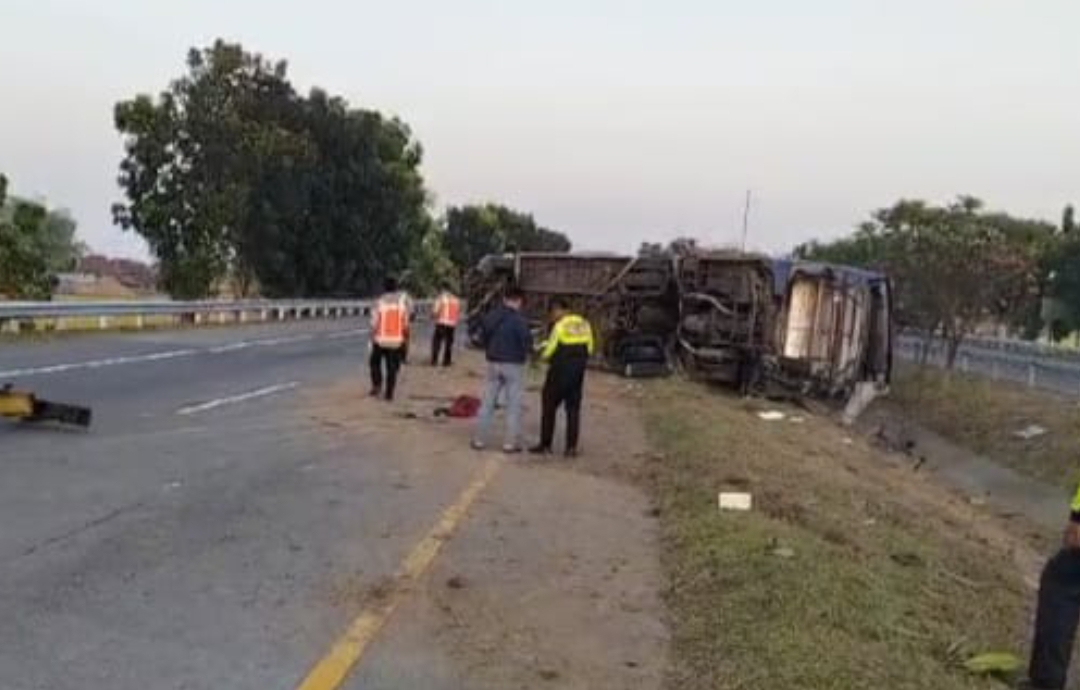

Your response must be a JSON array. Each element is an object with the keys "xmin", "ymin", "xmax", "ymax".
[
  {"xmin": 718, "ymin": 492, "xmax": 753, "ymax": 512},
  {"xmin": 0, "ymin": 384, "xmax": 92, "ymax": 428},
  {"xmin": 962, "ymin": 651, "xmax": 1022, "ymax": 678},
  {"xmin": 1013, "ymin": 424, "xmax": 1048, "ymax": 441},
  {"xmin": 757, "ymin": 410, "xmax": 786, "ymax": 422}
]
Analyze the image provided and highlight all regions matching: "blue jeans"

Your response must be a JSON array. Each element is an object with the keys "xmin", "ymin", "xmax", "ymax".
[{"xmin": 474, "ymin": 362, "xmax": 524, "ymax": 449}]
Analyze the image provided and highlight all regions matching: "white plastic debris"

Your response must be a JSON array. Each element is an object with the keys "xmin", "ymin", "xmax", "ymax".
[
  {"xmin": 718, "ymin": 492, "xmax": 753, "ymax": 511},
  {"xmin": 789, "ymin": 416, "xmax": 806, "ymax": 424},
  {"xmin": 1014, "ymin": 425, "xmax": 1047, "ymax": 441},
  {"xmin": 757, "ymin": 411, "xmax": 786, "ymax": 422}
]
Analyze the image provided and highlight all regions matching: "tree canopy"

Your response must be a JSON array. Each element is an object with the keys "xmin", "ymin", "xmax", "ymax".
[
  {"xmin": 0, "ymin": 173, "xmax": 85, "ymax": 299},
  {"xmin": 114, "ymin": 40, "xmax": 433, "ymax": 298},
  {"xmin": 796, "ymin": 197, "xmax": 1053, "ymax": 364},
  {"xmin": 444, "ymin": 203, "xmax": 571, "ymax": 283}
]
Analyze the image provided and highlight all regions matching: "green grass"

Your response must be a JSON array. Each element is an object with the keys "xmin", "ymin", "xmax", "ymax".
[
  {"xmin": 641, "ymin": 380, "xmax": 1030, "ymax": 690},
  {"xmin": 890, "ymin": 366, "xmax": 1080, "ymax": 491}
]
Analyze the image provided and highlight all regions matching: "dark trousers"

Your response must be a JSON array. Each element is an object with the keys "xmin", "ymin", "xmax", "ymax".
[
  {"xmin": 539, "ymin": 360, "xmax": 586, "ymax": 451},
  {"xmin": 369, "ymin": 345, "xmax": 403, "ymax": 401},
  {"xmin": 431, "ymin": 325, "xmax": 456, "ymax": 366},
  {"xmin": 1030, "ymin": 549, "xmax": 1080, "ymax": 689}
]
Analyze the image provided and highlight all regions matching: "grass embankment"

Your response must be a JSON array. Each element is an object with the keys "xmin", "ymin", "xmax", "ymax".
[
  {"xmin": 891, "ymin": 366, "xmax": 1080, "ymax": 491},
  {"xmin": 641, "ymin": 380, "xmax": 1030, "ymax": 690}
]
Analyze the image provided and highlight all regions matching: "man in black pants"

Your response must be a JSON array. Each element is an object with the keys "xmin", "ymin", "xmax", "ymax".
[
  {"xmin": 369, "ymin": 278, "xmax": 409, "ymax": 401},
  {"xmin": 1026, "ymin": 485, "xmax": 1080, "ymax": 689},
  {"xmin": 529, "ymin": 299, "xmax": 594, "ymax": 458}
]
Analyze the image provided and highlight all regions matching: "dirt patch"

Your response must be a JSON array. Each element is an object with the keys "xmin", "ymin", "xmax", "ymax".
[{"xmin": 302, "ymin": 348, "xmax": 668, "ymax": 689}]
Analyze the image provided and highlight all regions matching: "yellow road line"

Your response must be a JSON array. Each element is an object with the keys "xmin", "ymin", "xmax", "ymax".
[{"xmin": 295, "ymin": 457, "xmax": 501, "ymax": 690}]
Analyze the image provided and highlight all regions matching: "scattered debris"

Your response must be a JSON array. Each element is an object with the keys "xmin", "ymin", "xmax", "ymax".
[
  {"xmin": 446, "ymin": 575, "xmax": 467, "ymax": 590},
  {"xmin": 962, "ymin": 651, "xmax": 1023, "ymax": 678},
  {"xmin": 434, "ymin": 394, "xmax": 482, "ymax": 419},
  {"xmin": 771, "ymin": 546, "xmax": 796, "ymax": 559},
  {"xmin": 842, "ymin": 437, "xmax": 854, "ymax": 445},
  {"xmin": 537, "ymin": 668, "xmax": 561, "ymax": 682},
  {"xmin": 788, "ymin": 415, "xmax": 806, "ymax": 424},
  {"xmin": 890, "ymin": 552, "xmax": 925, "ymax": 568},
  {"xmin": 757, "ymin": 410, "xmax": 786, "ymax": 422},
  {"xmin": 1013, "ymin": 424, "xmax": 1047, "ymax": 441},
  {"xmin": 718, "ymin": 492, "xmax": 753, "ymax": 512}
]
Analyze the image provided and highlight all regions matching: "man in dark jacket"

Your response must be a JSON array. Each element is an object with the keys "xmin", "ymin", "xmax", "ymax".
[{"xmin": 471, "ymin": 287, "xmax": 533, "ymax": 453}]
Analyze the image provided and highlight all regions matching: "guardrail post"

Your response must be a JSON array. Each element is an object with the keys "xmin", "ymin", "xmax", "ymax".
[
  {"xmin": 239, "ymin": 310, "xmax": 247, "ymax": 324},
  {"xmin": 135, "ymin": 315, "xmax": 144, "ymax": 329},
  {"xmin": 961, "ymin": 355, "xmax": 970, "ymax": 374},
  {"xmin": 1028, "ymin": 363, "xmax": 1037, "ymax": 388},
  {"xmin": 98, "ymin": 316, "xmax": 109, "ymax": 330}
]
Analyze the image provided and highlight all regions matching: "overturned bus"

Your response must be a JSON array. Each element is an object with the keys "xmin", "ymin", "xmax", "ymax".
[
  {"xmin": 464, "ymin": 251, "xmax": 892, "ymax": 403},
  {"xmin": 464, "ymin": 252, "xmax": 678, "ymax": 376}
]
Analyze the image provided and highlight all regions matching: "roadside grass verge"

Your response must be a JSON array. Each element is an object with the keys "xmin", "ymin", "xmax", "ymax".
[
  {"xmin": 890, "ymin": 365, "xmax": 1080, "ymax": 491},
  {"xmin": 641, "ymin": 379, "xmax": 1031, "ymax": 690}
]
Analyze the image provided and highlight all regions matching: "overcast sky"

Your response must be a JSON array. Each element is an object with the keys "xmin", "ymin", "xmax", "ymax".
[{"xmin": 1, "ymin": 0, "xmax": 1077, "ymax": 260}]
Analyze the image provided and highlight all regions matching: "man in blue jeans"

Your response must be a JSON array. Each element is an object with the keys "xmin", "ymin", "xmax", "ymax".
[{"xmin": 471, "ymin": 287, "xmax": 533, "ymax": 454}]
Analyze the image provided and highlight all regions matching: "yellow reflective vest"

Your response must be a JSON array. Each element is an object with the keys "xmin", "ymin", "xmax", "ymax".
[{"xmin": 540, "ymin": 314, "xmax": 595, "ymax": 362}]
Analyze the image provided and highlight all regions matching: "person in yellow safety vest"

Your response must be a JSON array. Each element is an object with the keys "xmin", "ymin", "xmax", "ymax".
[
  {"xmin": 529, "ymin": 298, "xmax": 594, "ymax": 458},
  {"xmin": 1026, "ymin": 484, "xmax": 1080, "ymax": 689},
  {"xmin": 431, "ymin": 284, "xmax": 462, "ymax": 367},
  {"xmin": 369, "ymin": 277, "xmax": 410, "ymax": 401}
]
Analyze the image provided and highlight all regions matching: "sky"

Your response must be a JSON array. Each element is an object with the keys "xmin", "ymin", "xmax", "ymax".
[{"xmin": 1, "ymin": 0, "xmax": 1077, "ymax": 260}]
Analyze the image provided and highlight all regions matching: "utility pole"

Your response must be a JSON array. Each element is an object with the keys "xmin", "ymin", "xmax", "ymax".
[{"xmin": 740, "ymin": 189, "xmax": 753, "ymax": 252}]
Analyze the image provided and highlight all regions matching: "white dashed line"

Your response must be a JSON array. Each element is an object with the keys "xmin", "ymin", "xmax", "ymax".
[
  {"xmin": 176, "ymin": 382, "xmax": 300, "ymax": 416},
  {"xmin": 0, "ymin": 329, "xmax": 367, "ymax": 379}
]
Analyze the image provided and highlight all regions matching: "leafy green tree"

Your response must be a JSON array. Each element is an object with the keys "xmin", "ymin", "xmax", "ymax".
[
  {"xmin": 0, "ymin": 174, "xmax": 85, "ymax": 298},
  {"xmin": 0, "ymin": 175, "xmax": 50, "ymax": 299},
  {"xmin": 1064, "ymin": 205, "xmax": 1077, "ymax": 234},
  {"xmin": 798, "ymin": 197, "xmax": 1046, "ymax": 366},
  {"xmin": 444, "ymin": 203, "xmax": 571, "ymax": 282},
  {"xmin": 114, "ymin": 40, "xmax": 432, "ymax": 298}
]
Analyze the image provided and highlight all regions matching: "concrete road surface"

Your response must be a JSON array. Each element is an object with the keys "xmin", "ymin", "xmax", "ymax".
[{"xmin": 0, "ymin": 323, "xmax": 667, "ymax": 690}]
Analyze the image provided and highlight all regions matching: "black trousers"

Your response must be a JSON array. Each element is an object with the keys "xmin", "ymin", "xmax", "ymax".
[
  {"xmin": 539, "ymin": 360, "xmax": 587, "ymax": 451},
  {"xmin": 431, "ymin": 325, "xmax": 456, "ymax": 366},
  {"xmin": 369, "ymin": 345, "xmax": 403, "ymax": 401},
  {"xmin": 1030, "ymin": 549, "xmax": 1080, "ymax": 689}
]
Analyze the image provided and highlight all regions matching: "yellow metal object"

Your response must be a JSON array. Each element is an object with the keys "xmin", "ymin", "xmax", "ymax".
[{"xmin": 0, "ymin": 388, "xmax": 35, "ymax": 419}]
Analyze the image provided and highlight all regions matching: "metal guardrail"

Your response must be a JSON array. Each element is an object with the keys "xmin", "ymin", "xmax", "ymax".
[
  {"xmin": 0, "ymin": 298, "xmax": 385, "ymax": 334},
  {"xmin": 897, "ymin": 334, "xmax": 1080, "ymax": 397}
]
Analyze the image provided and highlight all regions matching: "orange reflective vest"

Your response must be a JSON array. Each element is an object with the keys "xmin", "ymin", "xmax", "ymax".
[
  {"xmin": 435, "ymin": 293, "xmax": 461, "ymax": 327},
  {"xmin": 372, "ymin": 295, "xmax": 408, "ymax": 348}
]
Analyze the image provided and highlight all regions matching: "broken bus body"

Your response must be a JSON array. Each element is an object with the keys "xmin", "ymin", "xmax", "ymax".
[{"xmin": 464, "ymin": 251, "xmax": 892, "ymax": 402}]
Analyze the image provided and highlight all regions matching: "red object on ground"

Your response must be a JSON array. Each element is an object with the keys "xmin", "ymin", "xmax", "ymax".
[{"xmin": 447, "ymin": 395, "xmax": 481, "ymax": 418}]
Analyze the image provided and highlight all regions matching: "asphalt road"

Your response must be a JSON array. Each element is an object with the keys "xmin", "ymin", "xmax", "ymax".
[{"xmin": 0, "ymin": 322, "xmax": 486, "ymax": 690}]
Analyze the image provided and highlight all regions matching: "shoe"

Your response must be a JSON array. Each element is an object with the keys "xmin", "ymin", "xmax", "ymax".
[
  {"xmin": 470, "ymin": 440, "xmax": 485, "ymax": 451},
  {"xmin": 502, "ymin": 445, "xmax": 523, "ymax": 455},
  {"xmin": 528, "ymin": 445, "xmax": 552, "ymax": 456},
  {"xmin": 564, "ymin": 448, "xmax": 579, "ymax": 459}
]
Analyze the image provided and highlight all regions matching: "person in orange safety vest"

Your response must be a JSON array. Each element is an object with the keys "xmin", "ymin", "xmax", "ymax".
[
  {"xmin": 430, "ymin": 284, "xmax": 462, "ymax": 367},
  {"xmin": 369, "ymin": 277, "xmax": 410, "ymax": 401}
]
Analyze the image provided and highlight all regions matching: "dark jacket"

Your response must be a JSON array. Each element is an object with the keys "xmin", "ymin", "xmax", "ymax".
[{"xmin": 480, "ymin": 305, "xmax": 533, "ymax": 364}]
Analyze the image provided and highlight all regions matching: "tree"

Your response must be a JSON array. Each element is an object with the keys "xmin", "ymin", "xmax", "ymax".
[
  {"xmin": 798, "ymin": 197, "xmax": 1046, "ymax": 367},
  {"xmin": 444, "ymin": 203, "xmax": 571, "ymax": 282},
  {"xmin": 114, "ymin": 40, "xmax": 433, "ymax": 298},
  {"xmin": 0, "ymin": 173, "xmax": 85, "ymax": 299},
  {"xmin": 1064, "ymin": 205, "xmax": 1077, "ymax": 235}
]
